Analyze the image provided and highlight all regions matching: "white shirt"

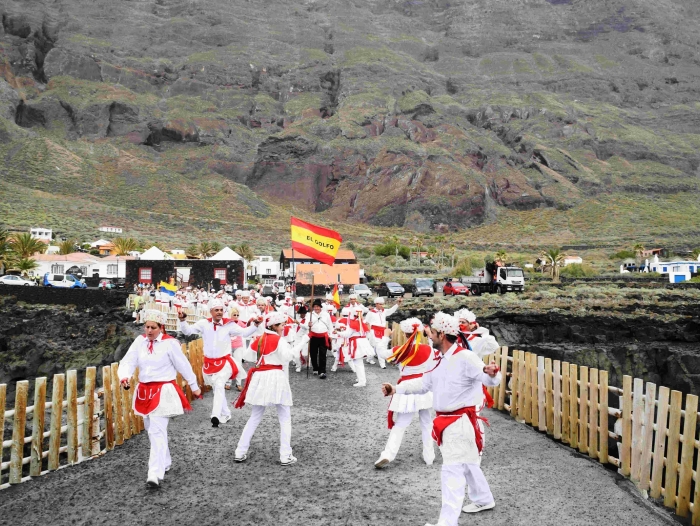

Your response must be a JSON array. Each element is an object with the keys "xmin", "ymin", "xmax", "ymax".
[
  {"xmin": 341, "ymin": 302, "xmax": 368, "ymax": 319},
  {"xmin": 364, "ymin": 304, "xmax": 398, "ymax": 328},
  {"xmin": 397, "ymin": 343, "xmax": 501, "ymax": 412},
  {"xmin": 179, "ymin": 318, "xmax": 258, "ymax": 358},
  {"xmin": 304, "ymin": 311, "xmax": 333, "ymax": 334},
  {"xmin": 117, "ymin": 334, "xmax": 198, "ymax": 390}
]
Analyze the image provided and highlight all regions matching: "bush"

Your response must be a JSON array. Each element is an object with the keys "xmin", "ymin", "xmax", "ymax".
[
  {"xmin": 610, "ymin": 250, "xmax": 635, "ymax": 260},
  {"xmin": 560, "ymin": 264, "xmax": 597, "ymax": 278},
  {"xmin": 374, "ymin": 242, "xmax": 409, "ymax": 259}
]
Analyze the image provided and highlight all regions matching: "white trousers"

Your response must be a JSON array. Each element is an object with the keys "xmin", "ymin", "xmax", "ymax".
[
  {"xmin": 381, "ymin": 409, "xmax": 434, "ymax": 462},
  {"xmin": 352, "ymin": 358, "xmax": 366, "ymax": 385},
  {"xmin": 143, "ymin": 415, "xmax": 171, "ymax": 480},
  {"xmin": 438, "ymin": 463, "xmax": 494, "ymax": 526},
  {"xmin": 372, "ymin": 341, "xmax": 386, "ymax": 367},
  {"xmin": 210, "ymin": 376, "xmax": 231, "ymax": 420},
  {"xmin": 235, "ymin": 404, "xmax": 292, "ymax": 461}
]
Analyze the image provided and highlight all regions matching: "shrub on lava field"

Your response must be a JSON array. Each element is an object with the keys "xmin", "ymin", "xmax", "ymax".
[{"xmin": 560, "ymin": 263, "xmax": 597, "ymax": 278}]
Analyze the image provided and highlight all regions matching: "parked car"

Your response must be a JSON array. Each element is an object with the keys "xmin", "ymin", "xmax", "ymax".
[
  {"xmin": 43, "ymin": 272, "xmax": 87, "ymax": 289},
  {"xmin": 411, "ymin": 278, "xmax": 435, "ymax": 297},
  {"xmin": 99, "ymin": 279, "xmax": 116, "ymax": 290},
  {"xmin": 375, "ymin": 282, "xmax": 405, "ymax": 298},
  {"xmin": 443, "ymin": 281, "xmax": 470, "ymax": 296},
  {"xmin": 349, "ymin": 283, "xmax": 373, "ymax": 299},
  {"xmin": 0, "ymin": 275, "xmax": 35, "ymax": 286}
]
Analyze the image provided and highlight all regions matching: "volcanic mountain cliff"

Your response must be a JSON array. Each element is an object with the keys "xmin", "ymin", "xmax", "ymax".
[{"xmin": 1, "ymin": 0, "xmax": 699, "ymax": 245}]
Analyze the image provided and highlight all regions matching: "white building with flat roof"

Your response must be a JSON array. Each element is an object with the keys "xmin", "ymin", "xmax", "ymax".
[
  {"xmin": 30, "ymin": 227, "xmax": 52, "ymax": 242},
  {"xmin": 99, "ymin": 226, "xmax": 123, "ymax": 234}
]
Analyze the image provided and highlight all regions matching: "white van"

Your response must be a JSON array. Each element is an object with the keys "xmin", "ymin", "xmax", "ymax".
[{"xmin": 43, "ymin": 273, "xmax": 87, "ymax": 288}]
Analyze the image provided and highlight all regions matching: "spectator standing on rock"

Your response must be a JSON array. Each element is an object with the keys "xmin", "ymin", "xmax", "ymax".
[
  {"xmin": 178, "ymin": 299, "xmax": 261, "ymax": 428},
  {"xmin": 117, "ymin": 309, "xmax": 201, "ymax": 488},
  {"xmin": 365, "ymin": 296, "xmax": 402, "ymax": 369},
  {"xmin": 233, "ymin": 311, "xmax": 297, "ymax": 466},
  {"xmin": 381, "ymin": 312, "xmax": 501, "ymax": 525},
  {"xmin": 374, "ymin": 318, "xmax": 438, "ymax": 469}
]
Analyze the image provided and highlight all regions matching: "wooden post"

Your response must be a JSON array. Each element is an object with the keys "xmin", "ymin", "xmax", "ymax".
[
  {"xmin": 598, "ymin": 370, "xmax": 609, "ymax": 464},
  {"xmin": 48, "ymin": 374, "xmax": 65, "ymax": 471},
  {"xmin": 9, "ymin": 380, "xmax": 29, "ymax": 484},
  {"xmin": 650, "ymin": 386, "xmax": 670, "ymax": 498},
  {"xmin": 0, "ymin": 383, "xmax": 5, "ymax": 484},
  {"xmin": 569, "ymin": 364, "xmax": 578, "ymax": 449},
  {"xmin": 638, "ymin": 382, "xmax": 656, "ymax": 493},
  {"xmin": 620, "ymin": 375, "xmax": 633, "ymax": 476},
  {"xmin": 30, "ymin": 377, "xmax": 47, "ymax": 477},
  {"xmin": 510, "ymin": 350, "xmax": 519, "ymax": 419},
  {"xmin": 103, "ymin": 366, "xmax": 115, "ymax": 451},
  {"xmin": 537, "ymin": 356, "xmax": 546, "ymax": 432},
  {"xmin": 530, "ymin": 353, "xmax": 539, "ymax": 429},
  {"xmin": 676, "ymin": 394, "xmax": 698, "ymax": 517},
  {"xmin": 545, "ymin": 358, "xmax": 554, "ymax": 435},
  {"xmin": 561, "ymin": 362, "xmax": 570, "ymax": 443},
  {"xmin": 663, "ymin": 390, "xmax": 683, "ymax": 509},
  {"xmin": 553, "ymin": 360, "xmax": 562, "ymax": 440},
  {"xmin": 498, "ymin": 347, "xmax": 508, "ymax": 411},
  {"xmin": 524, "ymin": 352, "xmax": 532, "ymax": 424},
  {"xmin": 111, "ymin": 363, "xmax": 124, "ymax": 446},
  {"xmin": 491, "ymin": 347, "xmax": 501, "ymax": 404},
  {"xmin": 518, "ymin": 351, "xmax": 527, "ymax": 423},
  {"xmin": 630, "ymin": 378, "xmax": 644, "ymax": 482},
  {"xmin": 66, "ymin": 370, "xmax": 78, "ymax": 464},
  {"xmin": 122, "ymin": 371, "xmax": 133, "ymax": 440},
  {"xmin": 82, "ymin": 367, "xmax": 96, "ymax": 459},
  {"xmin": 578, "ymin": 366, "xmax": 588, "ymax": 454},
  {"xmin": 588, "ymin": 368, "xmax": 599, "ymax": 460}
]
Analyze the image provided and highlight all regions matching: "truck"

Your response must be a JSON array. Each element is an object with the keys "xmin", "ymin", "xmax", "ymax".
[{"xmin": 460, "ymin": 262, "xmax": 525, "ymax": 295}]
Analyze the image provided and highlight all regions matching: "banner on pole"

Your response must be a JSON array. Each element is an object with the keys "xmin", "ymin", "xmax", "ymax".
[{"xmin": 290, "ymin": 217, "xmax": 342, "ymax": 266}]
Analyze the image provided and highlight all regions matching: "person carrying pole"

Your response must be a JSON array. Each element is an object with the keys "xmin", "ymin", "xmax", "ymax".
[
  {"xmin": 381, "ymin": 312, "xmax": 501, "ymax": 525},
  {"xmin": 365, "ymin": 296, "xmax": 402, "ymax": 369},
  {"xmin": 297, "ymin": 298, "xmax": 333, "ymax": 379},
  {"xmin": 178, "ymin": 299, "xmax": 261, "ymax": 428}
]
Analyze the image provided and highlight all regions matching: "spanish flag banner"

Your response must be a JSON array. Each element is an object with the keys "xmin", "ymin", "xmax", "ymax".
[
  {"xmin": 331, "ymin": 283, "xmax": 341, "ymax": 309},
  {"xmin": 291, "ymin": 217, "xmax": 342, "ymax": 266}
]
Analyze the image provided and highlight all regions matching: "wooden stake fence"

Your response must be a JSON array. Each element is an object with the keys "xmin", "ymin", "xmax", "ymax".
[
  {"xmin": 484, "ymin": 347, "xmax": 700, "ymax": 525},
  {"xmin": 1, "ymin": 338, "xmax": 206, "ymax": 490}
]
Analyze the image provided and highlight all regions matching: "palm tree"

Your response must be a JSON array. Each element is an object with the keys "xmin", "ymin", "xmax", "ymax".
[
  {"xmin": 435, "ymin": 235, "xmax": 446, "ymax": 269},
  {"xmin": 415, "ymin": 236, "xmax": 425, "ymax": 266},
  {"xmin": 10, "ymin": 233, "xmax": 47, "ymax": 259},
  {"xmin": 495, "ymin": 250, "xmax": 508, "ymax": 265},
  {"xmin": 0, "ymin": 228, "xmax": 11, "ymax": 274},
  {"xmin": 540, "ymin": 248, "xmax": 566, "ymax": 280},
  {"xmin": 237, "ymin": 243, "xmax": 255, "ymax": 262},
  {"xmin": 58, "ymin": 239, "xmax": 77, "ymax": 255},
  {"xmin": 199, "ymin": 241, "xmax": 213, "ymax": 259},
  {"xmin": 449, "ymin": 244, "xmax": 457, "ymax": 268},
  {"xmin": 16, "ymin": 258, "xmax": 39, "ymax": 274},
  {"xmin": 113, "ymin": 237, "xmax": 138, "ymax": 256},
  {"xmin": 210, "ymin": 241, "xmax": 222, "ymax": 254},
  {"xmin": 633, "ymin": 243, "xmax": 645, "ymax": 267},
  {"xmin": 427, "ymin": 245, "xmax": 438, "ymax": 263},
  {"xmin": 692, "ymin": 248, "xmax": 700, "ymax": 261},
  {"xmin": 186, "ymin": 244, "xmax": 200, "ymax": 259}
]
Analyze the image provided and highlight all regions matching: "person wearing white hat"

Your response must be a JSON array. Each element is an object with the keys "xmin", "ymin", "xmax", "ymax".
[
  {"xmin": 178, "ymin": 299, "xmax": 261, "ymax": 428},
  {"xmin": 118, "ymin": 309, "xmax": 201, "ymax": 488},
  {"xmin": 276, "ymin": 293, "xmax": 295, "ymax": 318},
  {"xmin": 233, "ymin": 311, "xmax": 297, "ymax": 466},
  {"xmin": 454, "ymin": 309, "xmax": 499, "ymax": 360},
  {"xmin": 365, "ymin": 296, "xmax": 402, "ymax": 369},
  {"xmin": 374, "ymin": 318, "xmax": 439, "ymax": 469},
  {"xmin": 335, "ymin": 311, "xmax": 372, "ymax": 387},
  {"xmin": 381, "ymin": 312, "xmax": 502, "ymax": 525},
  {"xmin": 341, "ymin": 294, "xmax": 368, "ymax": 320}
]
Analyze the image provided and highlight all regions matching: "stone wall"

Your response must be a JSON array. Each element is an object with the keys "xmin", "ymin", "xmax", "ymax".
[{"xmin": 0, "ymin": 286, "xmax": 130, "ymax": 309}]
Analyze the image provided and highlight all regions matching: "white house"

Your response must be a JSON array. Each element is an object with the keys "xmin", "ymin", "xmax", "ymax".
[
  {"xmin": 90, "ymin": 239, "xmax": 112, "ymax": 249},
  {"xmin": 649, "ymin": 254, "xmax": 700, "ymax": 283},
  {"xmin": 91, "ymin": 255, "xmax": 132, "ymax": 279},
  {"xmin": 30, "ymin": 227, "xmax": 52, "ymax": 242},
  {"xmin": 46, "ymin": 245, "xmax": 60, "ymax": 255},
  {"xmin": 98, "ymin": 226, "xmax": 123, "ymax": 234},
  {"xmin": 31, "ymin": 253, "xmax": 99, "ymax": 279},
  {"xmin": 140, "ymin": 246, "xmax": 172, "ymax": 260},
  {"xmin": 249, "ymin": 256, "xmax": 281, "ymax": 280},
  {"xmin": 563, "ymin": 255, "xmax": 583, "ymax": 266}
]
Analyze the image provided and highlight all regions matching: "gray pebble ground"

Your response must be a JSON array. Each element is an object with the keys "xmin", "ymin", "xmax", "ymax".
[{"xmin": 0, "ymin": 362, "xmax": 675, "ymax": 526}]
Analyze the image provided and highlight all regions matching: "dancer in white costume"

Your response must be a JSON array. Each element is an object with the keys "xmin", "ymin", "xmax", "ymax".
[
  {"xmin": 118, "ymin": 309, "xmax": 201, "ymax": 488},
  {"xmin": 335, "ymin": 313, "xmax": 371, "ymax": 386},
  {"xmin": 374, "ymin": 318, "xmax": 439, "ymax": 468},
  {"xmin": 381, "ymin": 312, "xmax": 501, "ymax": 526},
  {"xmin": 177, "ymin": 299, "xmax": 260, "ymax": 427},
  {"xmin": 233, "ymin": 311, "xmax": 297, "ymax": 465},
  {"xmin": 365, "ymin": 296, "xmax": 402, "ymax": 369}
]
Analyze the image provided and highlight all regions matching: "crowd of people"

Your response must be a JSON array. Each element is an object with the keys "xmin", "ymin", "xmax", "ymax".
[{"xmin": 118, "ymin": 288, "xmax": 502, "ymax": 526}]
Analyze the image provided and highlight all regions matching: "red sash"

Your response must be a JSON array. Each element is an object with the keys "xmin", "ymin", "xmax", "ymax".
[
  {"xmin": 387, "ymin": 373, "xmax": 423, "ymax": 429},
  {"xmin": 371, "ymin": 325, "xmax": 386, "ymax": 339},
  {"xmin": 348, "ymin": 335, "xmax": 365, "ymax": 359},
  {"xmin": 432, "ymin": 407, "xmax": 488, "ymax": 451},
  {"xmin": 233, "ymin": 364, "xmax": 283, "ymax": 408},
  {"xmin": 483, "ymin": 385, "xmax": 495, "ymax": 408},
  {"xmin": 309, "ymin": 331, "xmax": 331, "ymax": 348},
  {"xmin": 203, "ymin": 355, "xmax": 238, "ymax": 380},
  {"xmin": 134, "ymin": 380, "xmax": 191, "ymax": 415}
]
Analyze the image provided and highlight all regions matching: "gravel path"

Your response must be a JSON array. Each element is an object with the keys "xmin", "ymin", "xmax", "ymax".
[{"xmin": 0, "ymin": 364, "xmax": 674, "ymax": 526}]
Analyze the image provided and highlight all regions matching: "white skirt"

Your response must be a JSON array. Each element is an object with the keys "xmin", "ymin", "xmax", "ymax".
[
  {"xmin": 244, "ymin": 369, "xmax": 293, "ymax": 407},
  {"xmin": 439, "ymin": 415, "xmax": 481, "ymax": 466},
  {"xmin": 134, "ymin": 383, "xmax": 184, "ymax": 418},
  {"xmin": 203, "ymin": 361, "xmax": 233, "ymax": 387},
  {"xmin": 389, "ymin": 392, "xmax": 433, "ymax": 413}
]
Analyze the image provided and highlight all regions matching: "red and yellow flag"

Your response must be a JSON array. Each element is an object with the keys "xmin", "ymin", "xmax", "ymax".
[
  {"xmin": 291, "ymin": 217, "xmax": 342, "ymax": 266},
  {"xmin": 331, "ymin": 283, "xmax": 341, "ymax": 309}
]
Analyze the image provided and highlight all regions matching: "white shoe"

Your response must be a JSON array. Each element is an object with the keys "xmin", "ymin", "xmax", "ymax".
[
  {"xmin": 353, "ymin": 382, "xmax": 366, "ymax": 387},
  {"xmin": 367, "ymin": 360, "xmax": 376, "ymax": 365},
  {"xmin": 280, "ymin": 454, "xmax": 297, "ymax": 466},
  {"xmin": 233, "ymin": 454, "xmax": 247, "ymax": 463},
  {"xmin": 146, "ymin": 475, "xmax": 159, "ymax": 488},
  {"xmin": 374, "ymin": 456, "xmax": 391, "ymax": 469},
  {"xmin": 462, "ymin": 501, "xmax": 495, "ymax": 513},
  {"xmin": 296, "ymin": 366, "xmax": 302, "ymax": 373},
  {"xmin": 331, "ymin": 365, "xmax": 337, "ymax": 372},
  {"xmin": 220, "ymin": 414, "xmax": 231, "ymax": 424}
]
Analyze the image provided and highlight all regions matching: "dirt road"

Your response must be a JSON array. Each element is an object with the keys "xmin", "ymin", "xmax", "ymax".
[{"xmin": 0, "ymin": 363, "xmax": 673, "ymax": 526}]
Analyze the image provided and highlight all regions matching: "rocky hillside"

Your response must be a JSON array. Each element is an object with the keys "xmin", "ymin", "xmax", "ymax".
[{"xmin": 1, "ymin": 0, "xmax": 699, "ymax": 247}]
